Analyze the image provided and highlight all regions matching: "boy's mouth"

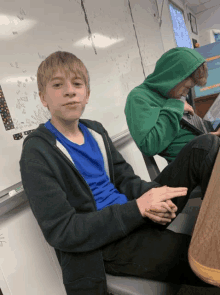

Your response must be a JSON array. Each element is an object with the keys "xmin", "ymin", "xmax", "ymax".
[
  {"xmin": 64, "ymin": 102, "xmax": 79, "ymax": 106},
  {"xmin": 64, "ymin": 103, "xmax": 80, "ymax": 109}
]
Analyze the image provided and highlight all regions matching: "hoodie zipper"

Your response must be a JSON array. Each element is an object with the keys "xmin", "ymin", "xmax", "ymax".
[
  {"xmin": 103, "ymin": 132, "xmax": 115, "ymax": 185},
  {"xmin": 53, "ymin": 145, "xmax": 98, "ymax": 211}
]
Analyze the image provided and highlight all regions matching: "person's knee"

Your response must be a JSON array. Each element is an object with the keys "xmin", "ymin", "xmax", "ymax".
[
  {"xmin": 195, "ymin": 134, "xmax": 220, "ymax": 176},
  {"xmin": 192, "ymin": 134, "xmax": 220, "ymax": 152}
]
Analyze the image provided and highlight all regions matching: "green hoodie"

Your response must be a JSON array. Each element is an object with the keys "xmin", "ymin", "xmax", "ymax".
[{"xmin": 124, "ymin": 47, "xmax": 206, "ymax": 162}]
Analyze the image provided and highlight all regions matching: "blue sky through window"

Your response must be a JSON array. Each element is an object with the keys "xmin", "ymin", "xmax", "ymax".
[{"xmin": 169, "ymin": 2, "xmax": 192, "ymax": 48}]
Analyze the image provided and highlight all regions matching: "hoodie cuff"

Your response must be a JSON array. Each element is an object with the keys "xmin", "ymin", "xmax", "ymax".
[{"xmin": 116, "ymin": 199, "xmax": 147, "ymax": 235}]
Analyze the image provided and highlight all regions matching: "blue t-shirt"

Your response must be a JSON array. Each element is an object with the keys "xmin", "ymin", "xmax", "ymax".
[{"xmin": 44, "ymin": 120, "xmax": 128, "ymax": 210}]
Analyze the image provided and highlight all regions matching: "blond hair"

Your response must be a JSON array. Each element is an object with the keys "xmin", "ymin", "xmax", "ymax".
[
  {"xmin": 190, "ymin": 62, "xmax": 208, "ymax": 87},
  {"xmin": 37, "ymin": 51, "xmax": 90, "ymax": 95}
]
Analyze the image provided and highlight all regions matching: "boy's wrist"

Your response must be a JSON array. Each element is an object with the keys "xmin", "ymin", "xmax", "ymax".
[{"xmin": 136, "ymin": 198, "xmax": 150, "ymax": 217}]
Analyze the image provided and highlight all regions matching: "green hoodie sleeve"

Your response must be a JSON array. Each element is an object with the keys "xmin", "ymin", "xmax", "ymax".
[{"xmin": 125, "ymin": 93, "xmax": 185, "ymax": 157}]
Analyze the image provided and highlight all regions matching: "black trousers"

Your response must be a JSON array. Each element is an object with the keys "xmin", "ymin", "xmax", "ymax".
[{"xmin": 103, "ymin": 134, "xmax": 220, "ymax": 287}]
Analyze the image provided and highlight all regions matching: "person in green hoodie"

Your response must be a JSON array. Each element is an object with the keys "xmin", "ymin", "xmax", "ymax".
[{"xmin": 125, "ymin": 47, "xmax": 220, "ymax": 163}]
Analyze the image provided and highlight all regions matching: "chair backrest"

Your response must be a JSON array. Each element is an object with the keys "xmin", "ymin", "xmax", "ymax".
[
  {"xmin": 187, "ymin": 88, "xmax": 196, "ymax": 111},
  {"xmin": 142, "ymin": 152, "xmax": 203, "ymax": 200},
  {"xmin": 141, "ymin": 153, "xmax": 160, "ymax": 181}
]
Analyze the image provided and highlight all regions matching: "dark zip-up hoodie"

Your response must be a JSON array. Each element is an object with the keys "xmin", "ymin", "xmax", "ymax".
[{"xmin": 19, "ymin": 118, "xmax": 161, "ymax": 295}]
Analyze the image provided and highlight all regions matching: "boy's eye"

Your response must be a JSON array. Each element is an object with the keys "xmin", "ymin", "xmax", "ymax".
[
  {"xmin": 52, "ymin": 81, "xmax": 83, "ymax": 87},
  {"xmin": 53, "ymin": 83, "xmax": 62, "ymax": 87}
]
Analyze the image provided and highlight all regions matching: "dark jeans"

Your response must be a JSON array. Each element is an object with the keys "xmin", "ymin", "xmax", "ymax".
[{"xmin": 103, "ymin": 134, "xmax": 220, "ymax": 287}]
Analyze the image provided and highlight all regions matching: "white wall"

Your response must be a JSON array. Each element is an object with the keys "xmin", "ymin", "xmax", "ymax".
[
  {"xmin": 116, "ymin": 137, "xmax": 168, "ymax": 182},
  {"xmin": 196, "ymin": 5, "xmax": 220, "ymax": 46}
]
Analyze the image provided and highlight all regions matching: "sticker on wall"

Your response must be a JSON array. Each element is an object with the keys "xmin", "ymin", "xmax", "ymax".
[
  {"xmin": 0, "ymin": 85, "xmax": 15, "ymax": 131},
  {"xmin": 13, "ymin": 133, "xmax": 23, "ymax": 140},
  {"xmin": 23, "ymin": 129, "xmax": 36, "ymax": 136}
]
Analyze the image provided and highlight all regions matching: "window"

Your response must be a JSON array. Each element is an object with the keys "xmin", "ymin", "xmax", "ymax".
[
  {"xmin": 169, "ymin": 1, "xmax": 192, "ymax": 48},
  {"xmin": 214, "ymin": 33, "xmax": 220, "ymax": 42}
]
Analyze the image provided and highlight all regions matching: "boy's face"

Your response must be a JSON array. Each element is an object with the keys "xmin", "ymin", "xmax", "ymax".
[
  {"xmin": 168, "ymin": 78, "xmax": 195, "ymax": 99},
  {"xmin": 40, "ymin": 69, "xmax": 90, "ymax": 123}
]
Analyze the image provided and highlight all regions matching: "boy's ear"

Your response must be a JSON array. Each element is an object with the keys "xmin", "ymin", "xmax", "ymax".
[
  {"xmin": 86, "ymin": 89, "xmax": 90, "ymax": 104},
  {"xmin": 39, "ymin": 91, "xmax": 48, "ymax": 108}
]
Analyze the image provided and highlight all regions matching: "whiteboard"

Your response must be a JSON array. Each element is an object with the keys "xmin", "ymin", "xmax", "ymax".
[{"xmin": 0, "ymin": 0, "xmax": 164, "ymax": 192}]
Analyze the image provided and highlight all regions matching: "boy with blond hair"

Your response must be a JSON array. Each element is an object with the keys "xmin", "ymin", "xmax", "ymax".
[{"xmin": 20, "ymin": 51, "xmax": 219, "ymax": 294}]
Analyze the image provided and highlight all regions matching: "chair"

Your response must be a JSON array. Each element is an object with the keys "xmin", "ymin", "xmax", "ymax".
[
  {"xmin": 106, "ymin": 153, "xmax": 202, "ymax": 295},
  {"xmin": 106, "ymin": 274, "xmax": 181, "ymax": 295}
]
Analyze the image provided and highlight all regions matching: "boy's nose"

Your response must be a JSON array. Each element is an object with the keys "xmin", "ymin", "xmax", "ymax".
[{"xmin": 64, "ymin": 83, "xmax": 76, "ymax": 95}]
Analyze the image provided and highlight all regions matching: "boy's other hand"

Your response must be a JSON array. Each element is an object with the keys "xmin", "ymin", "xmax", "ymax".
[
  {"xmin": 166, "ymin": 199, "xmax": 178, "ymax": 212},
  {"xmin": 144, "ymin": 205, "xmax": 176, "ymax": 225},
  {"xmin": 136, "ymin": 185, "xmax": 187, "ymax": 224},
  {"xmin": 184, "ymin": 101, "xmax": 194, "ymax": 116},
  {"xmin": 210, "ymin": 126, "xmax": 220, "ymax": 137},
  {"xmin": 145, "ymin": 200, "xmax": 177, "ymax": 225},
  {"xmin": 148, "ymin": 198, "xmax": 177, "ymax": 214}
]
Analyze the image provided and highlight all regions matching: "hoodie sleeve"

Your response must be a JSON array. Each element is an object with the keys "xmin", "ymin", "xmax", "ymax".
[
  {"xmin": 20, "ymin": 154, "xmax": 148, "ymax": 253},
  {"xmin": 125, "ymin": 92, "xmax": 185, "ymax": 157}
]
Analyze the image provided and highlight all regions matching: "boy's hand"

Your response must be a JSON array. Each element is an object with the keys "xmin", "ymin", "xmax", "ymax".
[
  {"xmin": 166, "ymin": 199, "xmax": 178, "ymax": 212},
  {"xmin": 136, "ymin": 185, "xmax": 187, "ymax": 224},
  {"xmin": 149, "ymin": 199, "xmax": 177, "ymax": 215},
  {"xmin": 184, "ymin": 101, "xmax": 194, "ymax": 116},
  {"xmin": 210, "ymin": 126, "xmax": 220, "ymax": 137},
  {"xmin": 146, "ymin": 200, "xmax": 177, "ymax": 225}
]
